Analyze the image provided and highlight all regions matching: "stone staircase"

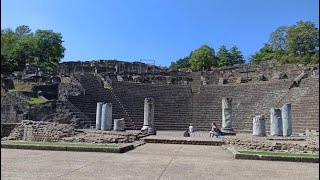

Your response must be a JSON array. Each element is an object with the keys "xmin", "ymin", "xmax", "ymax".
[
  {"xmin": 193, "ymin": 80, "xmax": 292, "ymax": 133},
  {"xmin": 267, "ymin": 75, "xmax": 319, "ymax": 133},
  {"xmin": 112, "ymin": 81, "xmax": 193, "ymax": 130},
  {"xmin": 191, "ymin": 71, "xmax": 202, "ymax": 93},
  {"xmin": 67, "ymin": 74, "xmax": 135, "ymax": 129}
]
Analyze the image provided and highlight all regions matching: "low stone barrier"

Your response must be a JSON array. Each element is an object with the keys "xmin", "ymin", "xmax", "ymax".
[
  {"xmin": 1, "ymin": 143, "xmax": 134, "ymax": 153},
  {"xmin": 143, "ymin": 138, "xmax": 225, "ymax": 146},
  {"xmin": 227, "ymin": 147, "xmax": 319, "ymax": 163}
]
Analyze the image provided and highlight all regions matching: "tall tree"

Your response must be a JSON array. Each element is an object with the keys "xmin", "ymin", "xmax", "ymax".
[
  {"xmin": 33, "ymin": 30, "xmax": 65, "ymax": 71},
  {"xmin": 1, "ymin": 26, "xmax": 66, "ymax": 73},
  {"xmin": 189, "ymin": 45, "xmax": 217, "ymax": 71},
  {"xmin": 170, "ymin": 56, "xmax": 190, "ymax": 70},
  {"xmin": 249, "ymin": 43, "xmax": 276, "ymax": 63},
  {"xmin": 286, "ymin": 21, "xmax": 319, "ymax": 55},
  {"xmin": 15, "ymin": 25, "xmax": 32, "ymax": 37},
  {"xmin": 1, "ymin": 28, "xmax": 18, "ymax": 72},
  {"xmin": 216, "ymin": 45, "xmax": 231, "ymax": 67},
  {"xmin": 11, "ymin": 34, "xmax": 36, "ymax": 70},
  {"xmin": 229, "ymin": 46, "xmax": 245, "ymax": 64},
  {"xmin": 269, "ymin": 25, "xmax": 288, "ymax": 52}
]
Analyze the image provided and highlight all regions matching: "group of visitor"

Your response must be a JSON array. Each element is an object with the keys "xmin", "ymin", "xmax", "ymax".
[{"xmin": 184, "ymin": 122, "xmax": 223, "ymax": 138}]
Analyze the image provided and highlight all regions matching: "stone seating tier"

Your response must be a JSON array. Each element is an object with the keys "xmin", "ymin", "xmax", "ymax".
[{"xmin": 67, "ymin": 73, "xmax": 319, "ymax": 133}]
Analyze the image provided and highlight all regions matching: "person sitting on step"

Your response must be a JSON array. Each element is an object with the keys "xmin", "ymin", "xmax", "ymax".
[{"xmin": 209, "ymin": 122, "xmax": 223, "ymax": 138}]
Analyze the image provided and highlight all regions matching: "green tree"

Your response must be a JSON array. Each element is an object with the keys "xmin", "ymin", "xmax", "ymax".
[
  {"xmin": 286, "ymin": 21, "xmax": 319, "ymax": 55},
  {"xmin": 15, "ymin": 25, "xmax": 32, "ymax": 37},
  {"xmin": 33, "ymin": 30, "xmax": 65, "ymax": 71},
  {"xmin": 269, "ymin": 25, "xmax": 288, "ymax": 52},
  {"xmin": 249, "ymin": 43, "xmax": 277, "ymax": 63},
  {"xmin": 216, "ymin": 45, "xmax": 231, "ymax": 67},
  {"xmin": 229, "ymin": 46, "xmax": 245, "ymax": 64},
  {"xmin": 1, "ymin": 26, "xmax": 66, "ymax": 73},
  {"xmin": 310, "ymin": 51, "xmax": 319, "ymax": 63},
  {"xmin": 1, "ymin": 28, "xmax": 18, "ymax": 73},
  {"xmin": 11, "ymin": 34, "xmax": 36, "ymax": 71},
  {"xmin": 189, "ymin": 45, "xmax": 217, "ymax": 71},
  {"xmin": 170, "ymin": 56, "xmax": 190, "ymax": 70}
]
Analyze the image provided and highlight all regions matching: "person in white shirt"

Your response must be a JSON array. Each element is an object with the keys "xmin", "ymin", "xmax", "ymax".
[{"xmin": 189, "ymin": 123, "xmax": 194, "ymax": 137}]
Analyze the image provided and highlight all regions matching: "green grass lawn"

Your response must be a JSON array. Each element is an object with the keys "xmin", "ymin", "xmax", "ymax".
[
  {"xmin": 1, "ymin": 140, "xmax": 119, "ymax": 148},
  {"xmin": 26, "ymin": 97, "xmax": 47, "ymax": 104},
  {"xmin": 239, "ymin": 150, "xmax": 319, "ymax": 158}
]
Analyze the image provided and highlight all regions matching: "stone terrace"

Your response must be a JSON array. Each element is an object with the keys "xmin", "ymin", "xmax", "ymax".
[
  {"xmin": 64, "ymin": 71, "xmax": 319, "ymax": 133},
  {"xmin": 112, "ymin": 81, "xmax": 193, "ymax": 130},
  {"xmin": 191, "ymin": 75, "xmax": 318, "ymax": 133},
  {"xmin": 66, "ymin": 74, "xmax": 135, "ymax": 129},
  {"xmin": 193, "ymin": 79, "xmax": 292, "ymax": 132}
]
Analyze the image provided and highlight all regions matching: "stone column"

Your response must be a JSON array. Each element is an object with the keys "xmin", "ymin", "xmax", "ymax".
[
  {"xmin": 113, "ymin": 118, "xmax": 125, "ymax": 131},
  {"xmin": 270, "ymin": 108, "xmax": 283, "ymax": 136},
  {"xmin": 141, "ymin": 98, "xmax": 156, "ymax": 134},
  {"xmin": 96, "ymin": 102, "xmax": 104, "ymax": 130},
  {"xmin": 252, "ymin": 115, "xmax": 266, "ymax": 136},
  {"xmin": 281, "ymin": 103, "xmax": 292, "ymax": 136},
  {"xmin": 101, "ymin": 103, "xmax": 112, "ymax": 131},
  {"xmin": 221, "ymin": 97, "xmax": 236, "ymax": 135}
]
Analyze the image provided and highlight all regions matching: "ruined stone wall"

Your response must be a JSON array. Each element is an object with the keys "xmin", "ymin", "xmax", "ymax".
[
  {"xmin": 202, "ymin": 61, "xmax": 319, "ymax": 85},
  {"xmin": 1, "ymin": 92, "xmax": 29, "ymax": 123},
  {"xmin": 1, "ymin": 123, "xmax": 18, "ymax": 138},
  {"xmin": 58, "ymin": 60, "xmax": 318, "ymax": 85},
  {"xmin": 58, "ymin": 60, "xmax": 164, "ymax": 76},
  {"xmin": 3, "ymin": 121, "xmax": 76, "ymax": 141}
]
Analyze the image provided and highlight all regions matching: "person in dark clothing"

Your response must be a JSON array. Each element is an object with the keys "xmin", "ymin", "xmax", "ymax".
[{"xmin": 183, "ymin": 130, "xmax": 190, "ymax": 137}]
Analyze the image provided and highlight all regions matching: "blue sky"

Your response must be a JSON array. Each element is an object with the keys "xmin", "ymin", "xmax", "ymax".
[{"xmin": 1, "ymin": 0, "xmax": 319, "ymax": 67}]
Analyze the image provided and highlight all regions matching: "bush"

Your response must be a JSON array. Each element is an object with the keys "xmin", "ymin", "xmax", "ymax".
[{"xmin": 311, "ymin": 51, "xmax": 319, "ymax": 64}]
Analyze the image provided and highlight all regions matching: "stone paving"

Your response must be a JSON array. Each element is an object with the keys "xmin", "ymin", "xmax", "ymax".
[
  {"xmin": 2, "ymin": 143, "xmax": 319, "ymax": 180},
  {"xmin": 140, "ymin": 131, "xmax": 319, "ymax": 153}
]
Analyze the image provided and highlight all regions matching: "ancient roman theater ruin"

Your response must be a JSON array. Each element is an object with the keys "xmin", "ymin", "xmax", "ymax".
[
  {"xmin": 56, "ymin": 60, "xmax": 318, "ymax": 133},
  {"xmin": 1, "ymin": 60, "xmax": 319, "ymax": 155}
]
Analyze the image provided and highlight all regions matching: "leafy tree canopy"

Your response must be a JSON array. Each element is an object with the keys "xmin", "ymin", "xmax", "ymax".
[
  {"xmin": 1, "ymin": 25, "xmax": 65, "ymax": 73},
  {"xmin": 251, "ymin": 21, "xmax": 319, "ymax": 64},
  {"xmin": 286, "ymin": 21, "xmax": 319, "ymax": 55},
  {"xmin": 229, "ymin": 46, "xmax": 245, "ymax": 65},
  {"xmin": 189, "ymin": 45, "xmax": 217, "ymax": 71}
]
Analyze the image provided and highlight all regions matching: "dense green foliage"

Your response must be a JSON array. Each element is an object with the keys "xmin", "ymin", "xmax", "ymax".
[
  {"xmin": 217, "ymin": 45, "xmax": 230, "ymax": 67},
  {"xmin": 189, "ymin": 45, "xmax": 217, "ymax": 71},
  {"xmin": 1, "ymin": 25, "xmax": 65, "ymax": 73},
  {"xmin": 170, "ymin": 56, "xmax": 190, "ymax": 70},
  {"xmin": 250, "ymin": 21, "xmax": 319, "ymax": 64},
  {"xmin": 170, "ymin": 45, "xmax": 244, "ymax": 70},
  {"xmin": 170, "ymin": 20, "xmax": 318, "ymax": 71}
]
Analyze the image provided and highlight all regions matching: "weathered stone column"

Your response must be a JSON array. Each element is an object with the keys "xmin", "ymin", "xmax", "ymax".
[
  {"xmin": 113, "ymin": 118, "xmax": 125, "ymax": 131},
  {"xmin": 95, "ymin": 102, "xmax": 104, "ymax": 130},
  {"xmin": 141, "ymin": 98, "xmax": 156, "ymax": 134},
  {"xmin": 252, "ymin": 115, "xmax": 266, "ymax": 136},
  {"xmin": 270, "ymin": 108, "xmax": 283, "ymax": 136},
  {"xmin": 221, "ymin": 97, "xmax": 236, "ymax": 135},
  {"xmin": 101, "ymin": 103, "xmax": 112, "ymax": 131},
  {"xmin": 281, "ymin": 103, "xmax": 292, "ymax": 136}
]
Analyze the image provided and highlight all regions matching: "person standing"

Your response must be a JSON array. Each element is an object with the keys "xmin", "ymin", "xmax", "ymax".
[{"xmin": 189, "ymin": 123, "xmax": 194, "ymax": 137}]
